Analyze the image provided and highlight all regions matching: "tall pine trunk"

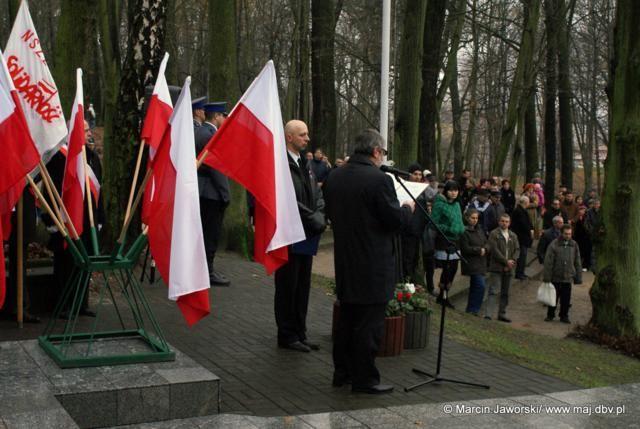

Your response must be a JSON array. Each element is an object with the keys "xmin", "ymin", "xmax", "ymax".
[
  {"xmin": 311, "ymin": 0, "xmax": 338, "ymax": 160},
  {"xmin": 418, "ymin": 0, "xmax": 447, "ymax": 171},
  {"xmin": 557, "ymin": 0, "xmax": 574, "ymax": 190},
  {"xmin": 524, "ymin": 92, "xmax": 539, "ymax": 182},
  {"xmin": 590, "ymin": 0, "xmax": 640, "ymax": 338},
  {"xmin": 543, "ymin": 0, "xmax": 558, "ymax": 208},
  {"xmin": 207, "ymin": 0, "xmax": 251, "ymax": 258},
  {"xmin": 491, "ymin": 0, "xmax": 540, "ymax": 176},
  {"xmin": 393, "ymin": 0, "xmax": 427, "ymax": 169}
]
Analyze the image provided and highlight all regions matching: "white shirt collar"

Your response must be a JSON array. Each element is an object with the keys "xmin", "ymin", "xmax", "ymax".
[{"xmin": 288, "ymin": 150, "xmax": 301, "ymax": 164}]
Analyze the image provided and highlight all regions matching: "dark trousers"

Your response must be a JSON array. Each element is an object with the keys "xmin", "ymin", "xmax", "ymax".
[
  {"xmin": 332, "ymin": 302, "xmax": 386, "ymax": 389},
  {"xmin": 516, "ymin": 246, "xmax": 529, "ymax": 278},
  {"xmin": 547, "ymin": 282, "xmax": 572, "ymax": 319},
  {"xmin": 274, "ymin": 253, "xmax": 313, "ymax": 345},
  {"xmin": 199, "ymin": 198, "xmax": 227, "ymax": 265},
  {"xmin": 466, "ymin": 274, "xmax": 486, "ymax": 314},
  {"xmin": 437, "ymin": 258, "xmax": 459, "ymax": 286},
  {"xmin": 401, "ymin": 235, "xmax": 419, "ymax": 282},
  {"xmin": 422, "ymin": 254, "xmax": 435, "ymax": 293}
]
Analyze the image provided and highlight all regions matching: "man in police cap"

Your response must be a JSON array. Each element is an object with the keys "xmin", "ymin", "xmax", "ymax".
[
  {"xmin": 194, "ymin": 102, "xmax": 231, "ymax": 285},
  {"xmin": 192, "ymin": 96, "xmax": 206, "ymax": 129}
]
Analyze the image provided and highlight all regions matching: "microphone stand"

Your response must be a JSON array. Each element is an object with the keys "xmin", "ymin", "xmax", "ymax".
[{"xmin": 389, "ymin": 172, "xmax": 489, "ymax": 392}]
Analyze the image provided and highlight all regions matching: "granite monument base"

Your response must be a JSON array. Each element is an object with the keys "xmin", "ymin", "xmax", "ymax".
[{"xmin": 0, "ymin": 340, "xmax": 219, "ymax": 428}]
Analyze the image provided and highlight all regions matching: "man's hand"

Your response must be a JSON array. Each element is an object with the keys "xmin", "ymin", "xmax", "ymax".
[
  {"xmin": 480, "ymin": 248, "xmax": 486, "ymax": 256},
  {"xmin": 507, "ymin": 259, "xmax": 516, "ymax": 269},
  {"xmin": 402, "ymin": 200, "xmax": 416, "ymax": 213}
]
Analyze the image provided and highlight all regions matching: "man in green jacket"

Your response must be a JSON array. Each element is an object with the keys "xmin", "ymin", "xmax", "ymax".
[
  {"xmin": 543, "ymin": 224, "xmax": 582, "ymax": 323},
  {"xmin": 485, "ymin": 213, "xmax": 519, "ymax": 322}
]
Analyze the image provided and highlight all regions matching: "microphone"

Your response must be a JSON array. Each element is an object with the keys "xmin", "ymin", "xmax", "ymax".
[{"xmin": 380, "ymin": 164, "xmax": 412, "ymax": 177}]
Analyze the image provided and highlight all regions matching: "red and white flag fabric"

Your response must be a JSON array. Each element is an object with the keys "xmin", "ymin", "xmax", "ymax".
[
  {"xmin": 141, "ymin": 52, "xmax": 173, "ymax": 153},
  {"xmin": 61, "ymin": 69, "xmax": 86, "ymax": 236},
  {"xmin": 147, "ymin": 77, "xmax": 210, "ymax": 327},
  {"xmin": 141, "ymin": 52, "xmax": 173, "ymax": 224},
  {"xmin": 202, "ymin": 60, "xmax": 304, "ymax": 274},
  {"xmin": 59, "ymin": 143, "xmax": 100, "ymax": 203},
  {"xmin": 0, "ymin": 47, "xmax": 40, "ymax": 309},
  {"xmin": 5, "ymin": 0, "xmax": 67, "ymax": 156},
  {"xmin": 0, "ymin": 48, "xmax": 39, "ymax": 198}
]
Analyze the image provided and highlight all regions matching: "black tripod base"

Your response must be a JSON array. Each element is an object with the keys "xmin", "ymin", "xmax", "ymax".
[{"xmin": 404, "ymin": 368, "xmax": 490, "ymax": 392}]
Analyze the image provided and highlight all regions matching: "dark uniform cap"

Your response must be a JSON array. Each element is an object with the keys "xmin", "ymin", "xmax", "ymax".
[
  {"xmin": 204, "ymin": 102, "xmax": 228, "ymax": 115},
  {"xmin": 192, "ymin": 96, "xmax": 207, "ymax": 110}
]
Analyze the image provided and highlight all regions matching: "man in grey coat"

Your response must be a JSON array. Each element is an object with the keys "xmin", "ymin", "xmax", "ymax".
[
  {"xmin": 543, "ymin": 224, "xmax": 582, "ymax": 323},
  {"xmin": 485, "ymin": 213, "xmax": 519, "ymax": 322}
]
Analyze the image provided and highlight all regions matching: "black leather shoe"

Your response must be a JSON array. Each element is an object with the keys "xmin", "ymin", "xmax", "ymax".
[
  {"xmin": 79, "ymin": 309, "xmax": 96, "ymax": 317},
  {"xmin": 498, "ymin": 316, "xmax": 512, "ymax": 323},
  {"xmin": 545, "ymin": 316, "xmax": 554, "ymax": 322},
  {"xmin": 301, "ymin": 340, "xmax": 320, "ymax": 351},
  {"xmin": 332, "ymin": 375, "xmax": 351, "ymax": 387},
  {"xmin": 279, "ymin": 341, "xmax": 310, "ymax": 353},
  {"xmin": 352, "ymin": 384, "xmax": 394, "ymax": 394},
  {"xmin": 484, "ymin": 316, "xmax": 492, "ymax": 320},
  {"xmin": 560, "ymin": 318, "xmax": 571, "ymax": 324},
  {"xmin": 210, "ymin": 271, "xmax": 230, "ymax": 286}
]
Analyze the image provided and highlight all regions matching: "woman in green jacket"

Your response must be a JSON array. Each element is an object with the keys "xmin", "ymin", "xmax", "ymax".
[{"xmin": 431, "ymin": 180, "xmax": 465, "ymax": 307}]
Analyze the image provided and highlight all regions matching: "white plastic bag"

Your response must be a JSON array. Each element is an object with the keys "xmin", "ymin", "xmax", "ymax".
[{"xmin": 537, "ymin": 282, "xmax": 556, "ymax": 307}]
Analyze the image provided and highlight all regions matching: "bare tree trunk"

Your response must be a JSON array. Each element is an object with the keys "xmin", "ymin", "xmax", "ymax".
[
  {"xmin": 449, "ymin": 54, "xmax": 463, "ymax": 175},
  {"xmin": 54, "ymin": 1, "xmax": 98, "ymax": 114},
  {"xmin": 311, "ymin": 0, "xmax": 339, "ymax": 160},
  {"xmin": 491, "ymin": 0, "xmax": 541, "ymax": 175},
  {"xmin": 463, "ymin": 0, "xmax": 480, "ymax": 171},
  {"xmin": 524, "ymin": 92, "xmax": 539, "ymax": 182},
  {"xmin": 102, "ymin": 0, "xmax": 166, "ymax": 246},
  {"xmin": 557, "ymin": 0, "xmax": 574, "ymax": 190},
  {"xmin": 591, "ymin": 0, "xmax": 640, "ymax": 338},
  {"xmin": 418, "ymin": 0, "xmax": 447, "ymax": 171},
  {"xmin": 543, "ymin": 0, "xmax": 558, "ymax": 208},
  {"xmin": 393, "ymin": 0, "xmax": 427, "ymax": 168}
]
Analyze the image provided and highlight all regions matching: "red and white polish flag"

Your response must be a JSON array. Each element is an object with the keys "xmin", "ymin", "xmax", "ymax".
[
  {"xmin": 0, "ymin": 48, "xmax": 39, "ymax": 198},
  {"xmin": 61, "ymin": 68, "xmax": 86, "ymax": 236},
  {"xmin": 5, "ymin": 0, "xmax": 67, "ymax": 157},
  {"xmin": 202, "ymin": 60, "xmax": 305, "ymax": 274},
  {"xmin": 141, "ymin": 52, "xmax": 173, "ymax": 224},
  {"xmin": 59, "ymin": 143, "xmax": 100, "ymax": 204},
  {"xmin": 147, "ymin": 77, "xmax": 210, "ymax": 327},
  {"xmin": 0, "ymin": 47, "xmax": 40, "ymax": 309}
]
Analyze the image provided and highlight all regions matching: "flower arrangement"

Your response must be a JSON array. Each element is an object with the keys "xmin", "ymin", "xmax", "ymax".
[
  {"xmin": 385, "ymin": 283, "xmax": 416, "ymax": 317},
  {"xmin": 408, "ymin": 285, "xmax": 432, "ymax": 314}
]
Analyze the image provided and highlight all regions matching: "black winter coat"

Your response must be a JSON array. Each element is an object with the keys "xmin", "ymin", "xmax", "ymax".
[
  {"xmin": 287, "ymin": 154, "xmax": 326, "ymax": 239},
  {"xmin": 194, "ymin": 122, "xmax": 230, "ymax": 203},
  {"xmin": 510, "ymin": 205, "xmax": 533, "ymax": 248},
  {"xmin": 323, "ymin": 154, "xmax": 412, "ymax": 305},
  {"xmin": 460, "ymin": 225, "xmax": 487, "ymax": 275}
]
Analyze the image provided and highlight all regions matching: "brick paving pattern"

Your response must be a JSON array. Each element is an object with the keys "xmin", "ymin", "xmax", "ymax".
[{"xmin": 0, "ymin": 251, "xmax": 577, "ymax": 417}]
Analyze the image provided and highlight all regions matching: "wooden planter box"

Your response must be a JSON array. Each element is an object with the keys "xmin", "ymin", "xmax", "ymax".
[
  {"xmin": 404, "ymin": 311, "xmax": 430, "ymax": 349},
  {"xmin": 378, "ymin": 315, "xmax": 405, "ymax": 357}
]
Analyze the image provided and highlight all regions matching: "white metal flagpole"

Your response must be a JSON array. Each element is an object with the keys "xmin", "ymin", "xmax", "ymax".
[{"xmin": 380, "ymin": 0, "xmax": 391, "ymax": 154}]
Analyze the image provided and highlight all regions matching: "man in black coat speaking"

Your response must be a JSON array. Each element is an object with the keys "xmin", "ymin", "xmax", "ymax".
[
  {"xmin": 323, "ymin": 129, "xmax": 415, "ymax": 394},
  {"xmin": 275, "ymin": 120, "xmax": 326, "ymax": 353}
]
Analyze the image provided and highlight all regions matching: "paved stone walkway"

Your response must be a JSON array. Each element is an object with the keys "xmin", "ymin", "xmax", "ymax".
[
  {"xmin": 0, "ymin": 250, "xmax": 577, "ymax": 419},
  {"xmin": 120, "ymin": 383, "xmax": 639, "ymax": 428}
]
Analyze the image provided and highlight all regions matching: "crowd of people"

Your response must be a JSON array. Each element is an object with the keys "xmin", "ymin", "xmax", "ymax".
[{"xmin": 395, "ymin": 163, "xmax": 601, "ymax": 325}]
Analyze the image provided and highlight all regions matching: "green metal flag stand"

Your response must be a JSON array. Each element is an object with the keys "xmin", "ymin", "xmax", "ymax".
[{"xmin": 38, "ymin": 231, "xmax": 175, "ymax": 368}]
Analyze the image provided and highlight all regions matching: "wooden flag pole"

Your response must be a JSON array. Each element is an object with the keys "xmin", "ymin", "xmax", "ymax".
[
  {"xmin": 196, "ymin": 149, "xmax": 208, "ymax": 169},
  {"xmin": 118, "ymin": 168, "xmax": 152, "ymax": 244},
  {"xmin": 122, "ymin": 141, "xmax": 146, "ymax": 230},
  {"xmin": 38, "ymin": 160, "xmax": 80, "ymax": 240},
  {"xmin": 16, "ymin": 196, "xmax": 23, "ymax": 328},
  {"xmin": 82, "ymin": 147, "xmax": 99, "ymax": 255},
  {"xmin": 26, "ymin": 176, "xmax": 68, "ymax": 238}
]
